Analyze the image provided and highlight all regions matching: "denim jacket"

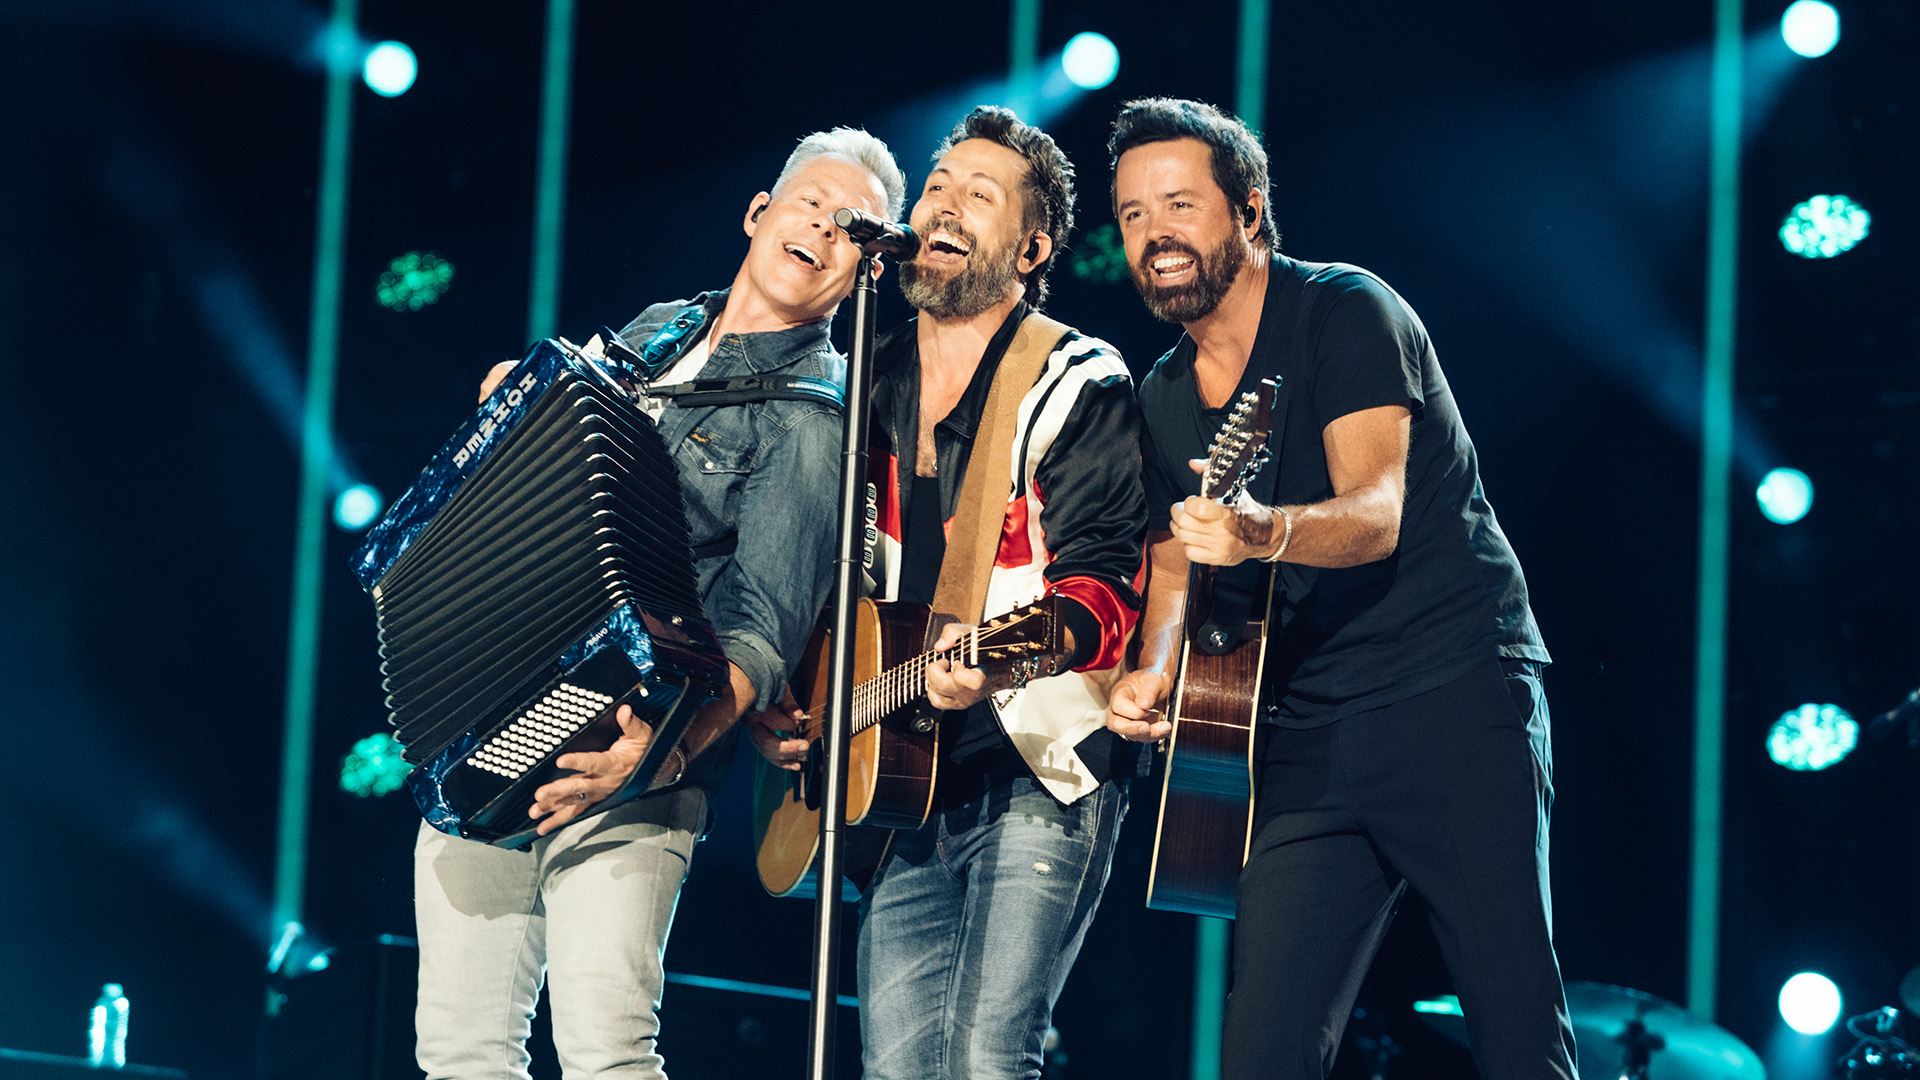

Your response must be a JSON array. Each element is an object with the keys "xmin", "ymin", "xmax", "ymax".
[{"xmin": 616, "ymin": 290, "xmax": 845, "ymax": 784}]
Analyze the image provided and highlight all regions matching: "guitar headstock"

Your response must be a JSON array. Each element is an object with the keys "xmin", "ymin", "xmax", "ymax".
[
  {"xmin": 969, "ymin": 594, "xmax": 1071, "ymax": 666},
  {"xmin": 1199, "ymin": 378, "xmax": 1278, "ymax": 503}
]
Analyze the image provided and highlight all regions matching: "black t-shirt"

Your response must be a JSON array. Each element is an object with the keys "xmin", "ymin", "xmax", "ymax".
[{"xmin": 1138, "ymin": 255, "xmax": 1549, "ymax": 728}]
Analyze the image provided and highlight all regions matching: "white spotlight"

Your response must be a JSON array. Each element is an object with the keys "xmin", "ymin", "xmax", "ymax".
[
  {"xmin": 363, "ymin": 41, "xmax": 418, "ymax": 97},
  {"xmin": 1779, "ymin": 972, "xmax": 1842, "ymax": 1035},
  {"xmin": 1062, "ymin": 32, "xmax": 1119, "ymax": 91},
  {"xmin": 1756, "ymin": 467, "xmax": 1813, "ymax": 524},
  {"xmin": 334, "ymin": 484, "xmax": 383, "ymax": 531},
  {"xmin": 1781, "ymin": 1, "xmax": 1840, "ymax": 58}
]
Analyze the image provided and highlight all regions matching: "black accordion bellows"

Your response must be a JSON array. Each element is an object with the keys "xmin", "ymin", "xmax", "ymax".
[{"xmin": 353, "ymin": 340, "xmax": 727, "ymax": 846}]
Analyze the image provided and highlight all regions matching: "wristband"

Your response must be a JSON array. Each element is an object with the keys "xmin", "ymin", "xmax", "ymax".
[{"xmin": 1261, "ymin": 505, "xmax": 1295, "ymax": 563}]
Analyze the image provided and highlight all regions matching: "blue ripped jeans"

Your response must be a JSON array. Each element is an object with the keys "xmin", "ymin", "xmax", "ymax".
[{"xmin": 855, "ymin": 773, "xmax": 1128, "ymax": 1080}]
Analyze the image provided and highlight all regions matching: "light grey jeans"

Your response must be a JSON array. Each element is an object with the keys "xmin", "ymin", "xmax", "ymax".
[{"xmin": 413, "ymin": 787, "xmax": 705, "ymax": 1080}]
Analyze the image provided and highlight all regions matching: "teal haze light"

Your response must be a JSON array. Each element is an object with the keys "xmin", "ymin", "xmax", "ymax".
[
  {"xmin": 363, "ymin": 41, "xmax": 417, "ymax": 97},
  {"xmin": 1756, "ymin": 467, "xmax": 1813, "ymax": 524},
  {"xmin": 1062, "ymin": 32, "xmax": 1119, "ymax": 90},
  {"xmin": 1781, "ymin": 195, "xmax": 1870, "ymax": 258},
  {"xmin": 340, "ymin": 732, "xmax": 412, "ymax": 797},
  {"xmin": 1767, "ymin": 703, "xmax": 1858, "ymax": 772},
  {"xmin": 1781, "ymin": 1, "xmax": 1840, "ymax": 58}
]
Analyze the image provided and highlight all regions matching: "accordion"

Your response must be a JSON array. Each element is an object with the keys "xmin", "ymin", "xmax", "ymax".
[{"xmin": 352, "ymin": 338, "xmax": 728, "ymax": 847}]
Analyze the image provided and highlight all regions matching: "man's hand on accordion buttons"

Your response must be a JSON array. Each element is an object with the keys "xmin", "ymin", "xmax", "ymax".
[
  {"xmin": 529, "ymin": 703, "xmax": 654, "ymax": 835},
  {"xmin": 478, "ymin": 361, "xmax": 518, "ymax": 403}
]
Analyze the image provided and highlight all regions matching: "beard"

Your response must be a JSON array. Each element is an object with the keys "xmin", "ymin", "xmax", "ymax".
[
  {"xmin": 1131, "ymin": 232, "xmax": 1245, "ymax": 323},
  {"xmin": 898, "ymin": 225, "xmax": 1023, "ymax": 320}
]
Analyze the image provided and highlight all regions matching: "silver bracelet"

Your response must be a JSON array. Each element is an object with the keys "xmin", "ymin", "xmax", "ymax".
[{"xmin": 1261, "ymin": 505, "xmax": 1295, "ymax": 563}]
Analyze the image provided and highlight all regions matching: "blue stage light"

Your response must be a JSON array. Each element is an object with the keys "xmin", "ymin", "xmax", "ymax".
[
  {"xmin": 1779, "ymin": 972, "xmax": 1842, "ymax": 1035},
  {"xmin": 363, "ymin": 41, "xmax": 417, "ymax": 97},
  {"xmin": 1781, "ymin": 1, "xmax": 1840, "ymax": 58},
  {"xmin": 1062, "ymin": 33, "xmax": 1119, "ymax": 90},
  {"xmin": 334, "ymin": 484, "xmax": 383, "ymax": 531},
  {"xmin": 1781, "ymin": 195, "xmax": 1871, "ymax": 259},
  {"xmin": 1756, "ymin": 467, "xmax": 1813, "ymax": 524},
  {"xmin": 1768, "ymin": 704, "xmax": 1858, "ymax": 772}
]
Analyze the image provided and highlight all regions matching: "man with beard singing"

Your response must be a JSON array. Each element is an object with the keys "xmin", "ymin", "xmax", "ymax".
[
  {"xmin": 752, "ymin": 106, "xmax": 1146, "ymax": 1080},
  {"xmin": 1102, "ymin": 98, "xmax": 1577, "ymax": 1080}
]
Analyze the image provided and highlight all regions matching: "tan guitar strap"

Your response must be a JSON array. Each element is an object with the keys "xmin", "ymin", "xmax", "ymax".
[{"xmin": 925, "ymin": 311, "xmax": 1072, "ymax": 638}]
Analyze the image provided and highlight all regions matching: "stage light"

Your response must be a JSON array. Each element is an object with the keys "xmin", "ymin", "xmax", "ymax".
[
  {"xmin": 1756, "ymin": 467, "xmax": 1813, "ymax": 524},
  {"xmin": 1780, "ymin": 973, "xmax": 1842, "ymax": 1035},
  {"xmin": 1781, "ymin": 195, "xmax": 1871, "ymax": 259},
  {"xmin": 1062, "ymin": 32, "xmax": 1119, "ymax": 90},
  {"xmin": 1413, "ymin": 996, "xmax": 1464, "ymax": 1016},
  {"xmin": 333, "ymin": 483, "xmax": 383, "ymax": 531},
  {"xmin": 377, "ymin": 251, "xmax": 456, "ymax": 311},
  {"xmin": 1781, "ymin": 1, "xmax": 1840, "ymax": 58},
  {"xmin": 363, "ymin": 41, "xmax": 417, "ymax": 97},
  {"xmin": 1070, "ymin": 223, "xmax": 1130, "ymax": 285},
  {"xmin": 340, "ymin": 732, "xmax": 412, "ymax": 797},
  {"xmin": 1768, "ymin": 703, "xmax": 1858, "ymax": 771}
]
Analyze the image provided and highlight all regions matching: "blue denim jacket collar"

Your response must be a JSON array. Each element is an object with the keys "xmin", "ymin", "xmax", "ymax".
[{"xmin": 626, "ymin": 287, "xmax": 846, "ymax": 449}]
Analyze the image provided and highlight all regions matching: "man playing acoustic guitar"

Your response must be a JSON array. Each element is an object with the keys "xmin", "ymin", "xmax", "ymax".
[
  {"xmin": 1103, "ymin": 98, "xmax": 1577, "ymax": 1080},
  {"xmin": 752, "ymin": 106, "xmax": 1148, "ymax": 1080}
]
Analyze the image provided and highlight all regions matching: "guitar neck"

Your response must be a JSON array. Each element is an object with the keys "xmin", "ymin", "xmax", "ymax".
[
  {"xmin": 849, "ymin": 641, "xmax": 967, "ymax": 734},
  {"xmin": 842, "ymin": 597, "xmax": 1068, "ymax": 735}
]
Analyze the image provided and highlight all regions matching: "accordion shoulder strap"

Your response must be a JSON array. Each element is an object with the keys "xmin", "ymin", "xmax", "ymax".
[{"xmin": 644, "ymin": 374, "xmax": 845, "ymax": 410}]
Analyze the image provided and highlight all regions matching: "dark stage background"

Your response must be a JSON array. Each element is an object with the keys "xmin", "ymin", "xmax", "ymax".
[{"xmin": 1, "ymin": 1, "xmax": 1915, "ymax": 1077}]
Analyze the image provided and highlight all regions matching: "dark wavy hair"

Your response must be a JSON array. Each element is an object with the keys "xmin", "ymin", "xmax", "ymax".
[
  {"xmin": 934, "ymin": 105, "xmax": 1076, "ymax": 309},
  {"xmin": 1107, "ymin": 97, "xmax": 1278, "ymax": 252}
]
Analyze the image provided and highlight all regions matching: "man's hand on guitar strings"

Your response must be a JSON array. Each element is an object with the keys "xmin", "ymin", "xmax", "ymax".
[
  {"xmin": 926, "ymin": 621, "xmax": 998, "ymax": 711},
  {"xmin": 528, "ymin": 703, "xmax": 655, "ymax": 835},
  {"xmin": 1106, "ymin": 670, "xmax": 1175, "ymax": 743},
  {"xmin": 1173, "ymin": 458, "xmax": 1280, "ymax": 566},
  {"xmin": 745, "ymin": 686, "xmax": 810, "ymax": 771}
]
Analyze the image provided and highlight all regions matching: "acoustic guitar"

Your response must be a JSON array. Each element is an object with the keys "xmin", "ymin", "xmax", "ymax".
[
  {"xmin": 1145, "ymin": 379, "xmax": 1278, "ymax": 919},
  {"xmin": 753, "ymin": 594, "xmax": 1071, "ymax": 898}
]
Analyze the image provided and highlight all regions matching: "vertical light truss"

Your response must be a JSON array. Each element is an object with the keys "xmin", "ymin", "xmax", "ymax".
[
  {"xmin": 1190, "ymin": 916, "xmax": 1230, "ymax": 1080},
  {"xmin": 526, "ymin": 0, "xmax": 578, "ymax": 345},
  {"xmin": 1690, "ymin": 0, "xmax": 1743, "ymax": 1022},
  {"xmin": 1008, "ymin": 0, "xmax": 1040, "ymax": 118},
  {"xmin": 1237, "ymin": 0, "xmax": 1270, "ymax": 133},
  {"xmin": 274, "ymin": 0, "xmax": 359, "ymax": 963}
]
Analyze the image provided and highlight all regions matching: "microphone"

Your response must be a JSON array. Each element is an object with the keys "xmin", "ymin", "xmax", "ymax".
[
  {"xmin": 833, "ymin": 207, "xmax": 918, "ymax": 259},
  {"xmin": 1867, "ymin": 685, "xmax": 1920, "ymax": 748}
]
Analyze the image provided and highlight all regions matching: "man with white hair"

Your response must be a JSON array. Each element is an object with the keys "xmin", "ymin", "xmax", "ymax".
[{"xmin": 414, "ymin": 127, "xmax": 906, "ymax": 1080}]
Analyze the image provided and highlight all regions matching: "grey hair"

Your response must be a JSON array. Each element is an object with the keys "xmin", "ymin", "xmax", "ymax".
[{"xmin": 772, "ymin": 127, "xmax": 907, "ymax": 221}]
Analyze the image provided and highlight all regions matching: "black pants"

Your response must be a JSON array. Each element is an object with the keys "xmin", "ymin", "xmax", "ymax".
[{"xmin": 1221, "ymin": 658, "xmax": 1578, "ymax": 1080}]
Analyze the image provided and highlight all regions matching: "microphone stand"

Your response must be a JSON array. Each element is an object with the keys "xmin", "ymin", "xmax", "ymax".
[
  {"xmin": 1869, "ymin": 686, "xmax": 1920, "ymax": 750},
  {"xmin": 806, "ymin": 235, "xmax": 887, "ymax": 1080}
]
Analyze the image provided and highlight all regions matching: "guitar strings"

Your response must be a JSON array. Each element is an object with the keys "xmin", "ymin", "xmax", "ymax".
[{"xmin": 813, "ymin": 614, "xmax": 1045, "ymax": 736}]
